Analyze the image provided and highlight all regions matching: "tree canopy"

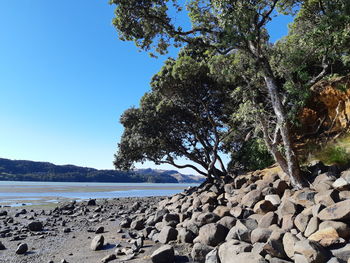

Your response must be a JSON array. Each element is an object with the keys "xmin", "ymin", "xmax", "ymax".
[
  {"xmin": 114, "ymin": 49, "xmax": 235, "ymax": 179},
  {"xmin": 111, "ymin": 0, "xmax": 350, "ymax": 187}
]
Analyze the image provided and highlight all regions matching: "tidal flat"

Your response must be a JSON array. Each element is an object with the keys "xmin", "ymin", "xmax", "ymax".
[{"xmin": 0, "ymin": 181, "xmax": 194, "ymax": 208}]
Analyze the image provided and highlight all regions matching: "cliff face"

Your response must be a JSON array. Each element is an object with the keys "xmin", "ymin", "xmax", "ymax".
[{"xmin": 299, "ymin": 75, "xmax": 350, "ymax": 135}]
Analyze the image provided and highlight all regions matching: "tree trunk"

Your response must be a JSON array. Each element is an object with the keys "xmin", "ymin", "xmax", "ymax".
[{"xmin": 263, "ymin": 74, "xmax": 304, "ymax": 188}]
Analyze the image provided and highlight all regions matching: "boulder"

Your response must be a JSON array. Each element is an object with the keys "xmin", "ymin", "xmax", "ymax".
[
  {"xmin": 218, "ymin": 239, "xmax": 252, "ymax": 261},
  {"xmin": 0, "ymin": 241, "xmax": 5, "ymax": 250},
  {"xmin": 304, "ymin": 217, "xmax": 319, "ymax": 237},
  {"xmin": 28, "ymin": 221, "xmax": 43, "ymax": 231},
  {"xmin": 205, "ymin": 248, "xmax": 220, "ymax": 263},
  {"xmin": 91, "ymin": 235, "xmax": 104, "ymax": 251},
  {"xmin": 217, "ymin": 216, "xmax": 236, "ymax": 229},
  {"xmin": 251, "ymin": 228, "xmax": 273, "ymax": 243},
  {"xmin": 319, "ymin": 220, "xmax": 350, "ymax": 239},
  {"xmin": 151, "ymin": 245, "xmax": 175, "ymax": 263},
  {"xmin": 177, "ymin": 228, "xmax": 195, "ymax": 243},
  {"xmin": 213, "ymin": 206, "xmax": 231, "ymax": 217},
  {"xmin": 294, "ymin": 239, "xmax": 327, "ymax": 263},
  {"xmin": 258, "ymin": 212, "xmax": 278, "ymax": 228},
  {"xmin": 15, "ymin": 243, "xmax": 28, "ymax": 254},
  {"xmin": 331, "ymin": 243, "xmax": 350, "ymax": 262},
  {"xmin": 241, "ymin": 190, "xmax": 262, "ymax": 208},
  {"xmin": 295, "ymin": 213, "xmax": 311, "ymax": 233},
  {"xmin": 308, "ymin": 227, "xmax": 342, "ymax": 247},
  {"xmin": 282, "ymin": 232, "xmax": 299, "ymax": 260},
  {"xmin": 318, "ymin": 200, "xmax": 350, "ymax": 221},
  {"xmin": 263, "ymin": 230, "xmax": 287, "ymax": 259},
  {"xmin": 332, "ymin": 178, "xmax": 350, "ymax": 191},
  {"xmin": 191, "ymin": 243, "xmax": 214, "ymax": 263},
  {"xmin": 253, "ymin": 200, "xmax": 276, "ymax": 214},
  {"xmin": 158, "ymin": 226, "xmax": 178, "ymax": 244},
  {"xmin": 265, "ymin": 195, "xmax": 281, "ymax": 206},
  {"xmin": 194, "ymin": 223, "xmax": 228, "ymax": 246}
]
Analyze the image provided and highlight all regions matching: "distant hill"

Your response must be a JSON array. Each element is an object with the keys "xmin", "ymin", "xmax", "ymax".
[{"xmin": 0, "ymin": 158, "xmax": 205, "ymax": 184}]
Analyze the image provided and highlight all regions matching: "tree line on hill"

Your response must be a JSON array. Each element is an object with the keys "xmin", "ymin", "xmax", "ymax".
[
  {"xmin": 0, "ymin": 158, "xmax": 204, "ymax": 183},
  {"xmin": 110, "ymin": 0, "xmax": 350, "ymax": 188}
]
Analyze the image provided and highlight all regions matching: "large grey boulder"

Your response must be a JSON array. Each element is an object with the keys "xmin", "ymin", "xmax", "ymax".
[
  {"xmin": 218, "ymin": 239, "xmax": 252, "ymax": 262},
  {"xmin": 151, "ymin": 245, "xmax": 175, "ymax": 263},
  {"xmin": 294, "ymin": 239, "xmax": 327, "ymax": 263},
  {"xmin": 191, "ymin": 243, "xmax": 214, "ymax": 263},
  {"xmin": 158, "ymin": 226, "xmax": 178, "ymax": 244},
  {"xmin": 318, "ymin": 200, "xmax": 350, "ymax": 221},
  {"xmin": 91, "ymin": 235, "xmax": 104, "ymax": 251},
  {"xmin": 194, "ymin": 223, "xmax": 228, "ymax": 246}
]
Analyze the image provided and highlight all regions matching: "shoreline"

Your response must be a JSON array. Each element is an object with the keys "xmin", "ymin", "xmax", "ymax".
[{"xmin": 0, "ymin": 196, "xmax": 170, "ymax": 263}]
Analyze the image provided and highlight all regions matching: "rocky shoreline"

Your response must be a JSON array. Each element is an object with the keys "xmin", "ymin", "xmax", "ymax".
[{"xmin": 1, "ymin": 162, "xmax": 350, "ymax": 262}]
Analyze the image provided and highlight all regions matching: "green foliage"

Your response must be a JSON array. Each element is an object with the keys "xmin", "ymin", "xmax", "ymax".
[
  {"xmin": 229, "ymin": 138, "xmax": 275, "ymax": 172},
  {"xmin": 114, "ymin": 49, "xmax": 234, "ymax": 176},
  {"xmin": 110, "ymin": 0, "xmax": 350, "ymax": 182},
  {"xmin": 314, "ymin": 145, "xmax": 350, "ymax": 165}
]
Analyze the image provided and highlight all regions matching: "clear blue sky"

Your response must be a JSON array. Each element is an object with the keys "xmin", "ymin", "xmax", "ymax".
[{"xmin": 0, "ymin": 1, "xmax": 292, "ymax": 174}]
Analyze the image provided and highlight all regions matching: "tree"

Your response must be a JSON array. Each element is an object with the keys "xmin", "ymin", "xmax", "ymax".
[
  {"xmin": 114, "ymin": 50, "xmax": 234, "ymax": 179},
  {"xmin": 110, "ymin": 0, "xmax": 350, "ymax": 188}
]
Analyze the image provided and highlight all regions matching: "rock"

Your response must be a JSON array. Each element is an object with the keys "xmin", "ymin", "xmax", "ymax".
[
  {"xmin": 277, "ymin": 200, "xmax": 297, "ymax": 218},
  {"xmin": 283, "ymin": 232, "xmax": 299, "ymax": 260},
  {"xmin": 295, "ymin": 213, "xmax": 311, "ymax": 233},
  {"xmin": 15, "ymin": 243, "xmax": 28, "ymax": 254},
  {"xmin": 0, "ymin": 241, "xmax": 6, "ymax": 250},
  {"xmin": 265, "ymin": 194, "xmax": 281, "ymax": 206},
  {"xmin": 91, "ymin": 235, "xmax": 104, "ymax": 251},
  {"xmin": 151, "ymin": 245, "xmax": 174, "ymax": 263},
  {"xmin": 217, "ymin": 216, "xmax": 236, "ymax": 229},
  {"xmin": 191, "ymin": 243, "xmax": 214, "ymax": 263},
  {"xmin": 258, "ymin": 212, "xmax": 278, "ymax": 228},
  {"xmin": 308, "ymin": 227, "xmax": 342, "ymax": 247},
  {"xmin": 331, "ymin": 243, "xmax": 350, "ymax": 262},
  {"xmin": 177, "ymin": 228, "xmax": 195, "ymax": 243},
  {"xmin": 120, "ymin": 217, "xmax": 132, "ymax": 228},
  {"xmin": 218, "ymin": 240, "xmax": 252, "ymax": 261},
  {"xmin": 294, "ymin": 239, "xmax": 327, "ymax": 263},
  {"xmin": 332, "ymin": 178, "xmax": 350, "ymax": 191},
  {"xmin": 158, "ymin": 226, "xmax": 178, "ymax": 244},
  {"xmin": 226, "ymin": 219, "xmax": 257, "ymax": 243},
  {"xmin": 213, "ymin": 206, "xmax": 231, "ymax": 217},
  {"xmin": 318, "ymin": 200, "xmax": 350, "ymax": 221},
  {"xmin": 197, "ymin": 213, "xmax": 220, "ymax": 226},
  {"xmin": 314, "ymin": 190, "xmax": 339, "ymax": 206},
  {"xmin": 95, "ymin": 226, "xmax": 104, "ymax": 234},
  {"xmin": 130, "ymin": 218, "xmax": 145, "ymax": 230},
  {"xmin": 293, "ymin": 190, "xmax": 317, "ymax": 207},
  {"xmin": 319, "ymin": 220, "xmax": 350, "ymax": 239},
  {"xmin": 241, "ymin": 189, "xmax": 262, "ymax": 208},
  {"xmin": 28, "ymin": 221, "xmax": 43, "ymax": 231},
  {"xmin": 281, "ymin": 214, "xmax": 295, "ymax": 231},
  {"xmin": 253, "ymin": 200, "xmax": 276, "ymax": 214},
  {"xmin": 205, "ymin": 248, "xmax": 219, "ymax": 263},
  {"xmin": 63, "ymin": 227, "xmax": 71, "ymax": 233},
  {"xmin": 263, "ymin": 230, "xmax": 287, "ymax": 259},
  {"xmin": 251, "ymin": 228, "xmax": 273, "ymax": 243},
  {"xmin": 194, "ymin": 223, "xmax": 228, "ymax": 246},
  {"xmin": 87, "ymin": 199, "xmax": 96, "ymax": 206},
  {"xmin": 304, "ymin": 217, "xmax": 319, "ymax": 237},
  {"xmin": 101, "ymin": 254, "xmax": 116, "ymax": 263}
]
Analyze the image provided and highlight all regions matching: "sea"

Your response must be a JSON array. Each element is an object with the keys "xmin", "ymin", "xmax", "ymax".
[{"xmin": 0, "ymin": 181, "xmax": 197, "ymax": 207}]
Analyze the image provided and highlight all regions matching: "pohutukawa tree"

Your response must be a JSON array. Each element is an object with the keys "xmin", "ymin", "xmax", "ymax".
[
  {"xmin": 114, "ymin": 50, "xmax": 235, "ymax": 179},
  {"xmin": 110, "ymin": 0, "xmax": 350, "ymax": 188}
]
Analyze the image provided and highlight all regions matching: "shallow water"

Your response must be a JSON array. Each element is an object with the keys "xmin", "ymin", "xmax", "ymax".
[{"xmin": 0, "ymin": 181, "xmax": 196, "ymax": 207}]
